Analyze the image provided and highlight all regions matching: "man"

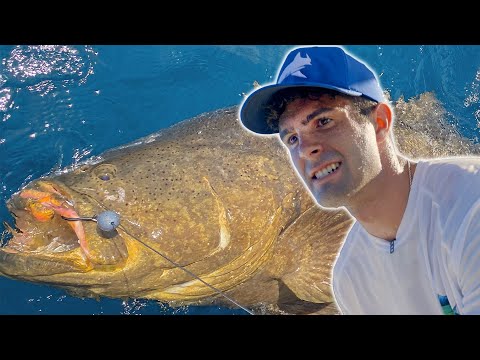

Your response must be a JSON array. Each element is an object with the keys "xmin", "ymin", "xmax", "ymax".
[{"xmin": 239, "ymin": 45, "xmax": 480, "ymax": 314}]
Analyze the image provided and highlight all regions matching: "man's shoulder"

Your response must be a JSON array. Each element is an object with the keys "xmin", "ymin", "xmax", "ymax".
[
  {"xmin": 415, "ymin": 157, "xmax": 480, "ymax": 229},
  {"xmin": 417, "ymin": 156, "xmax": 480, "ymax": 184},
  {"xmin": 420, "ymin": 156, "xmax": 480, "ymax": 169}
]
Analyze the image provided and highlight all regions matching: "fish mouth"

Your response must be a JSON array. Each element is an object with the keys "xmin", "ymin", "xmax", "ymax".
[{"xmin": 1, "ymin": 180, "xmax": 128, "ymax": 274}]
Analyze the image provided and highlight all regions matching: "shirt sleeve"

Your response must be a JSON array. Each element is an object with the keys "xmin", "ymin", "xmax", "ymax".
[{"xmin": 455, "ymin": 201, "xmax": 480, "ymax": 314}]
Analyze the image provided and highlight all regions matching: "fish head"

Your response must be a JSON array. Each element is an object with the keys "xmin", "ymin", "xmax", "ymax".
[{"xmin": 1, "ymin": 174, "xmax": 133, "ymax": 280}]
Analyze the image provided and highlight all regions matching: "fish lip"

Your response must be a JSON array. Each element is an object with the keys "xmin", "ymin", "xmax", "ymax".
[
  {"xmin": 0, "ymin": 247, "xmax": 91, "ymax": 276},
  {"xmin": 6, "ymin": 209, "xmax": 22, "ymax": 232},
  {"xmin": 3, "ymin": 180, "xmax": 84, "ymax": 254},
  {"xmin": 309, "ymin": 161, "xmax": 342, "ymax": 179}
]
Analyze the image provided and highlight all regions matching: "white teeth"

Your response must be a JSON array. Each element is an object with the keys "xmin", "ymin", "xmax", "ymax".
[{"xmin": 314, "ymin": 162, "xmax": 341, "ymax": 180}]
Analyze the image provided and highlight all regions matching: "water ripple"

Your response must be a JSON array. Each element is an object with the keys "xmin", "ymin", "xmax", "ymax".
[{"xmin": 2, "ymin": 45, "xmax": 96, "ymax": 87}]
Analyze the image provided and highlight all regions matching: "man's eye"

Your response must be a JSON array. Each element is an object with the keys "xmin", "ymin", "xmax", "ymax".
[
  {"xmin": 318, "ymin": 117, "xmax": 332, "ymax": 127},
  {"xmin": 287, "ymin": 135, "xmax": 298, "ymax": 145}
]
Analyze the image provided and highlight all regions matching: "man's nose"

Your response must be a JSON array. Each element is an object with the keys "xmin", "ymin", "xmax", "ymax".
[{"xmin": 298, "ymin": 137, "xmax": 324, "ymax": 160}]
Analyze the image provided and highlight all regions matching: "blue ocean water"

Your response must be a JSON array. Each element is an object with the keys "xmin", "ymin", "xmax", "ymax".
[{"xmin": 0, "ymin": 45, "xmax": 480, "ymax": 315}]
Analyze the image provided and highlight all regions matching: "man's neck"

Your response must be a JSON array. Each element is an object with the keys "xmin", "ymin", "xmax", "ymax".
[{"xmin": 347, "ymin": 159, "xmax": 416, "ymax": 241}]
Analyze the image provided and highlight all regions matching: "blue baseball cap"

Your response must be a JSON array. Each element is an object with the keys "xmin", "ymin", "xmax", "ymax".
[{"xmin": 239, "ymin": 46, "xmax": 385, "ymax": 134}]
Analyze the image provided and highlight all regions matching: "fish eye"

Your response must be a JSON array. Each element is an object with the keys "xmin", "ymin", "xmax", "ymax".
[{"xmin": 92, "ymin": 164, "xmax": 117, "ymax": 181}]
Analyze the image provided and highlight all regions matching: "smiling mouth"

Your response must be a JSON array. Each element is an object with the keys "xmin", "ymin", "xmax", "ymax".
[{"xmin": 312, "ymin": 162, "xmax": 342, "ymax": 181}]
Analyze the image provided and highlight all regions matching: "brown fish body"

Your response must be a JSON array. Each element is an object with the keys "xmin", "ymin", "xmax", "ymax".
[{"xmin": 0, "ymin": 106, "xmax": 352, "ymax": 314}]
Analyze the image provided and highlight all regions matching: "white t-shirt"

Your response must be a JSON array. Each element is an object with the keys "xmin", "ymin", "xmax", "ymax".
[{"xmin": 332, "ymin": 157, "xmax": 480, "ymax": 315}]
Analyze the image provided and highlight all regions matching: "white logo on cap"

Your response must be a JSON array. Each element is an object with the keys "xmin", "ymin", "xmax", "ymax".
[{"xmin": 278, "ymin": 53, "xmax": 312, "ymax": 83}]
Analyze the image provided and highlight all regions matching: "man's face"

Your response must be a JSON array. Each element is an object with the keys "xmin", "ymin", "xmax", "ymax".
[{"xmin": 278, "ymin": 95, "xmax": 383, "ymax": 209}]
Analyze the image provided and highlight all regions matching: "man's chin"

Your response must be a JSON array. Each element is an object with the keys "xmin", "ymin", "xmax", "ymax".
[{"xmin": 312, "ymin": 192, "xmax": 347, "ymax": 210}]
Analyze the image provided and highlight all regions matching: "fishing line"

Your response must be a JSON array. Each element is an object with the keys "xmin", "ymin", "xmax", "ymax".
[
  {"xmin": 62, "ymin": 211, "xmax": 254, "ymax": 315},
  {"xmin": 118, "ymin": 224, "xmax": 254, "ymax": 315}
]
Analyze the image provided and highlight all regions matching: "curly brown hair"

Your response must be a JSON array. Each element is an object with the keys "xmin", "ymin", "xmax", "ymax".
[{"xmin": 264, "ymin": 87, "xmax": 379, "ymax": 132}]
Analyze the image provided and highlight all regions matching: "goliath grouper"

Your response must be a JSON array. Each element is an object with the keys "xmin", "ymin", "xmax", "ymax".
[{"xmin": 1, "ymin": 93, "xmax": 478, "ymax": 314}]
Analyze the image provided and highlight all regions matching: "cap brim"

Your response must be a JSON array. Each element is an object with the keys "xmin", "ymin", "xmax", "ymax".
[{"xmin": 239, "ymin": 82, "xmax": 362, "ymax": 134}]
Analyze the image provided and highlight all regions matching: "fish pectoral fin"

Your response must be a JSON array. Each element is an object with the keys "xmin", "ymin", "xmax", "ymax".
[
  {"xmin": 277, "ymin": 279, "xmax": 337, "ymax": 315},
  {"xmin": 274, "ymin": 207, "xmax": 353, "ymax": 313}
]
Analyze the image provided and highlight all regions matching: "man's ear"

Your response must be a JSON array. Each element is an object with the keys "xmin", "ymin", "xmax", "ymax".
[{"xmin": 374, "ymin": 103, "xmax": 392, "ymax": 143}]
